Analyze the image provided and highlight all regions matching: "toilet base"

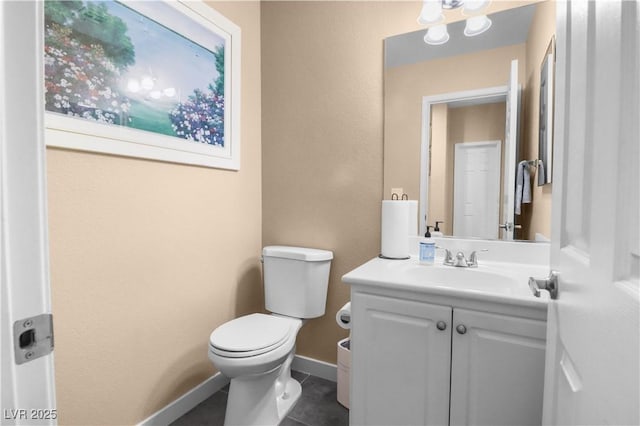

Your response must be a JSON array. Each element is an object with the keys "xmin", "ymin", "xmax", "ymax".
[{"xmin": 224, "ymin": 352, "xmax": 301, "ymax": 426}]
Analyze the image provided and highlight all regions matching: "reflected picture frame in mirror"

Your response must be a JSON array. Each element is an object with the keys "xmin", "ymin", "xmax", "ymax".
[{"xmin": 538, "ymin": 37, "xmax": 555, "ymax": 186}]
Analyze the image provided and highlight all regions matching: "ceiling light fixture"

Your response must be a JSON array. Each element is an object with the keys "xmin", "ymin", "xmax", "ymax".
[{"xmin": 418, "ymin": 0, "xmax": 492, "ymax": 46}]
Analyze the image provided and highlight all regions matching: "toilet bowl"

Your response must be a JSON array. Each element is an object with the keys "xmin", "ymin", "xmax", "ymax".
[
  {"xmin": 209, "ymin": 314, "xmax": 304, "ymax": 425},
  {"xmin": 208, "ymin": 246, "xmax": 333, "ymax": 426}
]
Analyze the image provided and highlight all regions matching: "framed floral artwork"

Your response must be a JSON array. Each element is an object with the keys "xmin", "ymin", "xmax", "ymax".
[{"xmin": 43, "ymin": 0, "xmax": 241, "ymax": 170}]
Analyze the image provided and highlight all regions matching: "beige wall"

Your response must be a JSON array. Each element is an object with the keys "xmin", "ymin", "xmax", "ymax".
[
  {"xmin": 384, "ymin": 43, "xmax": 527, "ymax": 210},
  {"xmin": 521, "ymin": 0, "xmax": 555, "ymax": 240},
  {"xmin": 261, "ymin": 1, "xmax": 427, "ymax": 364},
  {"xmin": 47, "ymin": 2, "xmax": 261, "ymax": 424}
]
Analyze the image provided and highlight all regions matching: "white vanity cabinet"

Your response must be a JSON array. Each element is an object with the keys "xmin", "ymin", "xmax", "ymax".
[
  {"xmin": 350, "ymin": 289, "xmax": 547, "ymax": 426},
  {"xmin": 449, "ymin": 308, "xmax": 546, "ymax": 426},
  {"xmin": 350, "ymin": 292, "xmax": 453, "ymax": 426}
]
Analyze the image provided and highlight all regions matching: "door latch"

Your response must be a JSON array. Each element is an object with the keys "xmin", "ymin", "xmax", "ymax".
[
  {"xmin": 13, "ymin": 314, "xmax": 54, "ymax": 365},
  {"xmin": 499, "ymin": 222, "xmax": 523, "ymax": 231}
]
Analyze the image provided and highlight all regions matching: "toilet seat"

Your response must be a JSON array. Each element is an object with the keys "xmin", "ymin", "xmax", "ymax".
[{"xmin": 209, "ymin": 313, "xmax": 297, "ymax": 358}]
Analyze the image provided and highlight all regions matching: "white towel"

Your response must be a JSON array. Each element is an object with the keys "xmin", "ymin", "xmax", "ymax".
[{"xmin": 515, "ymin": 160, "xmax": 532, "ymax": 215}]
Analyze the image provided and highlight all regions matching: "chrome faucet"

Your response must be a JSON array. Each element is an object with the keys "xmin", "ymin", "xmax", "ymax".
[
  {"xmin": 466, "ymin": 251, "xmax": 480, "ymax": 268},
  {"xmin": 442, "ymin": 249, "xmax": 465, "ymax": 267},
  {"xmin": 454, "ymin": 251, "xmax": 470, "ymax": 267},
  {"xmin": 442, "ymin": 249, "xmax": 487, "ymax": 268},
  {"xmin": 442, "ymin": 248, "xmax": 453, "ymax": 265}
]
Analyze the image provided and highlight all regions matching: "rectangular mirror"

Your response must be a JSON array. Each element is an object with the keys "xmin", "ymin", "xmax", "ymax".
[{"xmin": 384, "ymin": 1, "xmax": 555, "ymax": 241}]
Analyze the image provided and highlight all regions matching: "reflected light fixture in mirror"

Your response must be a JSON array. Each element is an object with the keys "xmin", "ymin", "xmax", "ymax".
[
  {"xmin": 464, "ymin": 15, "xmax": 492, "ymax": 37},
  {"xmin": 462, "ymin": 0, "xmax": 490, "ymax": 14},
  {"xmin": 424, "ymin": 24, "xmax": 450, "ymax": 45},
  {"xmin": 418, "ymin": 1, "xmax": 444, "ymax": 25},
  {"xmin": 419, "ymin": 0, "xmax": 492, "ymax": 45}
]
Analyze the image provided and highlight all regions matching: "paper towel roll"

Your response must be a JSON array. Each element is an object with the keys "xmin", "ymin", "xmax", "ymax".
[
  {"xmin": 381, "ymin": 200, "xmax": 410, "ymax": 259},
  {"xmin": 407, "ymin": 200, "xmax": 418, "ymax": 236},
  {"xmin": 336, "ymin": 302, "xmax": 351, "ymax": 329}
]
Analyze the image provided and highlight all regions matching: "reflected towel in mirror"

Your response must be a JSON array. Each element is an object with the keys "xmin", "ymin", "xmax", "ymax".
[{"xmin": 515, "ymin": 160, "xmax": 532, "ymax": 215}]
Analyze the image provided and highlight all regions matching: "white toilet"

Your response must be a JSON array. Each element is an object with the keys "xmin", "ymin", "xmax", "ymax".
[{"xmin": 208, "ymin": 246, "xmax": 333, "ymax": 426}]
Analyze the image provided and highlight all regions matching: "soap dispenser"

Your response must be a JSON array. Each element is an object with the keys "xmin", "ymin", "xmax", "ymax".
[
  {"xmin": 419, "ymin": 226, "xmax": 435, "ymax": 265},
  {"xmin": 432, "ymin": 221, "xmax": 444, "ymax": 238}
]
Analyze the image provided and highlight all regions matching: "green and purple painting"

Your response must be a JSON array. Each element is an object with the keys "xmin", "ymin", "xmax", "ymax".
[{"xmin": 44, "ymin": 0, "xmax": 226, "ymax": 147}]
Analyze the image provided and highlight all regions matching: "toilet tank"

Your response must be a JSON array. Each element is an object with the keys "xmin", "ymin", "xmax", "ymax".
[{"xmin": 263, "ymin": 246, "xmax": 333, "ymax": 319}]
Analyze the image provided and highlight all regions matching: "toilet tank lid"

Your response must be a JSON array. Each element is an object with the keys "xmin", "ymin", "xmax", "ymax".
[{"xmin": 263, "ymin": 246, "xmax": 333, "ymax": 261}]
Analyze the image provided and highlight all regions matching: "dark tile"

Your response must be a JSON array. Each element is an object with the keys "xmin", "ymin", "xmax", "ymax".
[
  {"xmin": 170, "ymin": 390, "xmax": 228, "ymax": 426},
  {"xmin": 171, "ymin": 374, "xmax": 347, "ymax": 426},
  {"xmin": 288, "ymin": 376, "xmax": 349, "ymax": 426},
  {"xmin": 291, "ymin": 370, "xmax": 310, "ymax": 384},
  {"xmin": 281, "ymin": 417, "xmax": 309, "ymax": 426}
]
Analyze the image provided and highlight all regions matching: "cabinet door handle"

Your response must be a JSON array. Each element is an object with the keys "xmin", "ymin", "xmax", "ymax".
[
  {"xmin": 436, "ymin": 321, "xmax": 447, "ymax": 331},
  {"xmin": 456, "ymin": 324, "xmax": 467, "ymax": 335}
]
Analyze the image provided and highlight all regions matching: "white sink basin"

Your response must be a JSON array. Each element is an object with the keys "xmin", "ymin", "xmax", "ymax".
[
  {"xmin": 342, "ymin": 256, "xmax": 549, "ymax": 308},
  {"xmin": 384, "ymin": 261, "xmax": 519, "ymax": 294}
]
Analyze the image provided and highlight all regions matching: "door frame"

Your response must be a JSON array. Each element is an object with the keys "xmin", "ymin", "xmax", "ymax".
[
  {"xmin": 420, "ymin": 85, "xmax": 508, "ymax": 237},
  {"xmin": 0, "ymin": 1, "xmax": 56, "ymax": 422}
]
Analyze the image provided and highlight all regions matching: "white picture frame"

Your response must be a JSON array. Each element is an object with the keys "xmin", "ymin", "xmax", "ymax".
[{"xmin": 44, "ymin": 1, "xmax": 241, "ymax": 170}]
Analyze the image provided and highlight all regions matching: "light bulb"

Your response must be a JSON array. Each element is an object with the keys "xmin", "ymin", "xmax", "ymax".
[
  {"xmin": 163, "ymin": 87, "xmax": 176, "ymax": 97},
  {"xmin": 464, "ymin": 15, "xmax": 492, "ymax": 37},
  {"xmin": 424, "ymin": 24, "xmax": 449, "ymax": 45},
  {"xmin": 418, "ymin": 0, "xmax": 444, "ymax": 26}
]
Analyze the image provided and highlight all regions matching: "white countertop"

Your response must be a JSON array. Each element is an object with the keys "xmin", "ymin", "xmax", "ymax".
[{"xmin": 342, "ymin": 255, "xmax": 550, "ymax": 310}]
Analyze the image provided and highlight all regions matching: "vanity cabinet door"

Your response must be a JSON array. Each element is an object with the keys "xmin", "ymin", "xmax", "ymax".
[
  {"xmin": 350, "ymin": 292, "xmax": 452, "ymax": 426},
  {"xmin": 449, "ymin": 308, "xmax": 547, "ymax": 426}
]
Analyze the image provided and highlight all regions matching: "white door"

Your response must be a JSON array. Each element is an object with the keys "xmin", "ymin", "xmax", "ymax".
[
  {"xmin": 501, "ymin": 59, "xmax": 520, "ymax": 240},
  {"xmin": 542, "ymin": 1, "xmax": 639, "ymax": 425},
  {"xmin": 0, "ymin": 2, "xmax": 57, "ymax": 424},
  {"xmin": 453, "ymin": 141, "xmax": 501, "ymax": 239}
]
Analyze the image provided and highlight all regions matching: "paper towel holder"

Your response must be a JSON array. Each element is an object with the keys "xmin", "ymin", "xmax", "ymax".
[{"xmin": 391, "ymin": 193, "xmax": 409, "ymax": 201}]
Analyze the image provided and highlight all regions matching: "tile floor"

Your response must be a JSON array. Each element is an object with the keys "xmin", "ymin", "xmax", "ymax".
[{"xmin": 170, "ymin": 371, "xmax": 349, "ymax": 426}]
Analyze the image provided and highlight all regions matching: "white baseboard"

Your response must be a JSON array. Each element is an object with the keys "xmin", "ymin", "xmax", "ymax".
[
  {"xmin": 137, "ymin": 372, "xmax": 229, "ymax": 426},
  {"xmin": 292, "ymin": 354, "xmax": 337, "ymax": 382},
  {"xmin": 137, "ymin": 355, "xmax": 336, "ymax": 426}
]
